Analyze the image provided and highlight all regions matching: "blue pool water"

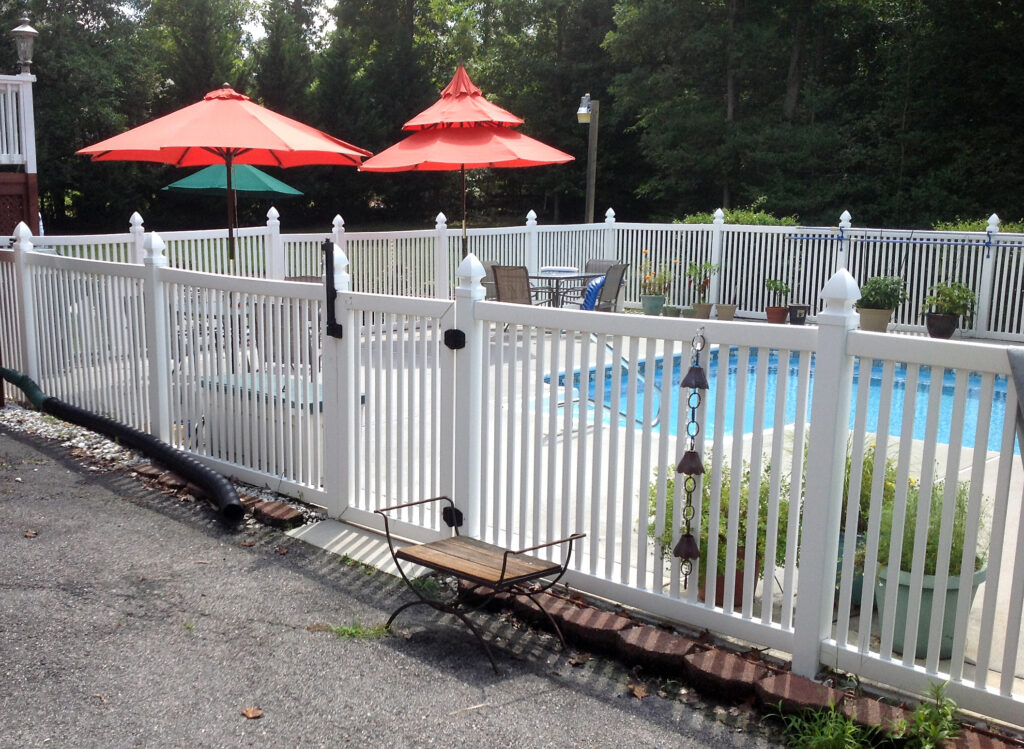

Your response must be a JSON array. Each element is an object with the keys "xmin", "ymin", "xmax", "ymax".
[{"xmin": 560, "ymin": 347, "xmax": 1014, "ymax": 453}]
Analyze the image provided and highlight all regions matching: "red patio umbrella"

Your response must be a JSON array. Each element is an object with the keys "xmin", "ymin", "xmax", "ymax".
[
  {"xmin": 360, "ymin": 66, "xmax": 572, "ymax": 256},
  {"xmin": 78, "ymin": 85, "xmax": 372, "ymax": 258}
]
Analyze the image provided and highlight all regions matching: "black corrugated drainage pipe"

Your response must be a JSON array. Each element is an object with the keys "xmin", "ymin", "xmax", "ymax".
[{"xmin": 1, "ymin": 367, "xmax": 244, "ymax": 526}]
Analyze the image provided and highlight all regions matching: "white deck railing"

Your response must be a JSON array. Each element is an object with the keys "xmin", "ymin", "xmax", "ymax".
[{"xmin": 3, "ymin": 227, "xmax": 1022, "ymax": 727}]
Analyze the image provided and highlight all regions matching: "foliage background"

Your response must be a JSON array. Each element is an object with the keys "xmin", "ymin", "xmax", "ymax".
[{"xmin": 1, "ymin": 0, "xmax": 1021, "ymax": 234}]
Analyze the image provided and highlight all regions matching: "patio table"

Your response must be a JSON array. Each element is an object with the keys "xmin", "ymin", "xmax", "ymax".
[{"xmin": 529, "ymin": 269, "xmax": 601, "ymax": 308}]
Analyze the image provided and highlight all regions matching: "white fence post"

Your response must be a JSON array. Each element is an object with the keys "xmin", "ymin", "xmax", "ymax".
[
  {"xmin": 12, "ymin": 222, "xmax": 38, "ymax": 380},
  {"xmin": 322, "ymin": 243, "xmax": 353, "ymax": 517},
  {"xmin": 142, "ymin": 232, "xmax": 170, "ymax": 442},
  {"xmin": 708, "ymin": 208, "xmax": 725, "ymax": 304},
  {"xmin": 332, "ymin": 214, "xmax": 345, "ymax": 248},
  {"xmin": 973, "ymin": 213, "xmax": 999, "ymax": 338},
  {"xmin": 836, "ymin": 210, "xmax": 852, "ymax": 271},
  {"xmin": 129, "ymin": 212, "xmax": 145, "ymax": 264},
  {"xmin": 792, "ymin": 268, "xmax": 860, "ymax": 677},
  {"xmin": 265, "ymin": 207, "xmax": 285, "ymax": 279},
  {"xmin": 451, "ymin": 253, "xmax": 486, "ymax": 535},
  {"xmin": 603, "ymin": 207, "xmax": 617, "ymax": 261},
  {"xmin": 434, "ymin": 212, "xmax": 451, "ymax": 299},
  {"xmin": 525, "ymin": 210, "xmax": 539, "ymax": 273}
]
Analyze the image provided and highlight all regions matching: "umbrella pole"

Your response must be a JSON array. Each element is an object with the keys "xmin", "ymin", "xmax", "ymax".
[
  {"xmin": 461, "ymin": 165, "xmax": 468, "ymax": 258},
  {"xmin": 226, "ymin": 154, "xmax": 236, "ymax": 262}
]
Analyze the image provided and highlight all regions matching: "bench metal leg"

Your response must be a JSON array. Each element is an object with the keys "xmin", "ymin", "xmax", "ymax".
[{"xmin": 385, "ymin": 597, "xmax": 500, "ymax": 673}]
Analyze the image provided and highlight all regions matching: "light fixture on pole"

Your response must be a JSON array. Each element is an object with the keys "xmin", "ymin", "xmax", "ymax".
[
  {"xmin": 576, "ymin": 93, "xmax": 599, "ymax": 223},
  {"xmin": 11, "ymin": 17, "xmax": 37, "ymax": 75}
]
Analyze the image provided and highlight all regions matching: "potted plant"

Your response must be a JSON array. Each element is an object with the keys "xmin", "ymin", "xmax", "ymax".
[
  {"xmin": 856, "ymin": 276, "xmax": 909, "ymax": 332},
  {"xmin": 638, "ymin": 251, "xmax": 674, "ymax": 315},
  {"xmin": 649, "ymin": 458, "xmax": 790, "ymax": 609},
  {"xmin": 872, "ymin": 467, "xmax": 988, "ymax": 659},
  {"xmin": 764, "ymin": 279, "xmax": 791, "ymax": 324},
  {"xmin": 920, "ymin": 281, "xmax": 976, "ymax": 339},
  {"xmin": 685, "ymin": 261, "xmax": 719, "ymax": 319}
]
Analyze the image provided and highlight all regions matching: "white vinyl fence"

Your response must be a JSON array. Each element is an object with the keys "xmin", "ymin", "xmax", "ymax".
[
  {"xmin": 2, "ymin": 226, "xmax": 1023, "ymax": 727},
  {"xmin": 13, "ymin": 206, "xmax": 1024, "ymax": 344}
]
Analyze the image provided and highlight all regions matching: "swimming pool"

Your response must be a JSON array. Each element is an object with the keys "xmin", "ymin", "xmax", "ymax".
[{"xmin": 560, "ymin": 347, "xmax": 1014, "ymax": 453}]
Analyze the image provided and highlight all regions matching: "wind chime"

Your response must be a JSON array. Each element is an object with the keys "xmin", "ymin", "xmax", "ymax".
[{"xmin": 672, "ymin": 328, "xmax": 709, "ymax": 587}]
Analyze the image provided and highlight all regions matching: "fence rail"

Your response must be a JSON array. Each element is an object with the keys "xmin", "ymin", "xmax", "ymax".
[{"xmin": 2, "ymin": 235, "xmax": 1022, "ymax": 727}]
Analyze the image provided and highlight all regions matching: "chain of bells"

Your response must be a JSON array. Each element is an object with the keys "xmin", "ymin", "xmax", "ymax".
[{"xmin": 672, "ymin": 329, "xmax": 709, "ymax": 588}]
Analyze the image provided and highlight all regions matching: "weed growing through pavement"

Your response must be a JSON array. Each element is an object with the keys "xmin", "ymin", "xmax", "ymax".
[{"xmin": 328, "ymin": 621, "xmax": 391, "ymax": 639}]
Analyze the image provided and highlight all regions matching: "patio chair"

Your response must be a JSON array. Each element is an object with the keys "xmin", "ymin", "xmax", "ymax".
[
  {"xmin": 480, "ymin": 259, "xmax": 499, "ymax": 300},
  {"xmin": 584, "ymin": 258, "xmax": 619, "ymax": 274},
  {"xmin": 576, "ymin": 263, "xmax": 627, "ymax": 312},
  {"xmin": 592, "ymin": 262, "xmax": 627, "ymax": 312},
  {"xmin": 562, "ymin": 258, "xmax": 621, "ymax": 306},
  {"xmin": 492, "ymin": 264, "xmax": 553, "ymax": 305}
]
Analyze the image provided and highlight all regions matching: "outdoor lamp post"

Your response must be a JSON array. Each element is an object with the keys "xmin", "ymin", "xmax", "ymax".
[
  {"xmin": 11, "ymin": 17, "xmax": 37, "ymax": 75},
  {"xmin": 576, "ymin": 93, "xmax": 599, "ymax": 223}
]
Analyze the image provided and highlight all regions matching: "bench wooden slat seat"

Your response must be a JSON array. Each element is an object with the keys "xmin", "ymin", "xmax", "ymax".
[
  {"xmin": 376, "ymin": 496, "xmax": 583, "ymax": 672},
  {"xmin": 395, "ymin": 536, "xmax": 561, "ymax": 587}
]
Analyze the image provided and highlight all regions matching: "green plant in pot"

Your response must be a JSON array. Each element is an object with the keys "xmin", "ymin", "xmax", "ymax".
[
  {"xmin": 638, "ymin": 251, "xmax": 674, "ymax": 315},
  {"xmin": 685, "ymin": 261, "xmax": 719, "ymax": 319},
  {"xmin": 873, "ymin": 467, "xmax": 988, "ymax": 659},
  {"xmin": 764, "ymin": 279, "xmax": 791, "ymax": 324},
  {"xmin": 856, "ymin": 276, "xmax": 908, "ymax": 333},
  {"xmin": 920, "ymin": 281, "xmax": 976, "ymax": 339},
  {"xmin": 648, "ymin": 458, "xmax": 792, "ymax": 608}
]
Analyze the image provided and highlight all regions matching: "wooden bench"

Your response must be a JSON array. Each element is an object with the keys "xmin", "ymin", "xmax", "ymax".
[{"xmin": 375, "ymin": 496, "xmax": 583, "ymax": 672}]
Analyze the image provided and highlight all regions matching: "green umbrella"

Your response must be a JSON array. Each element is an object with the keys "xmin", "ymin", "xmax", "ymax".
[{"xmin": 162, "ymin": 164, "xmax": 302, "ymax": 198}]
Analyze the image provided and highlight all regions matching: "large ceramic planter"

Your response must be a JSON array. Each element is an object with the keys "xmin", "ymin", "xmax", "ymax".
[
  {"xmin": 640, "ymin": 294, "xmax": 666, "ymax": 316},
  {"xmin": 765, "ymin": 306, "xmax": 789, "ymax": 324},
  {"xmin": 700, "ymin": 547, "xmax": 761, "ymax": 611},
  {"xmin": 925, "ymin": 312, "xmax": 959, "ymax": 339},
  {"xmin": 715, "ymin": 303, "xmax": 737, "ymax": 321},
  {"xmin": 835, "ymin": 532, "xmax": 866, "ymax": 612},
  {"xmin": 789, "ymin": 304, "xmax": 810, "ymax": 325},
  {"xmin": 858, "ymin": 307, "xmax": 894, "ymax": 332},
  {"xmin": 874, "ymin": 565, "xmax": 987, "ymax": 659},
  {"xmin": 693, "ymin": 302, "xmax": 713, "ymax": 319}
]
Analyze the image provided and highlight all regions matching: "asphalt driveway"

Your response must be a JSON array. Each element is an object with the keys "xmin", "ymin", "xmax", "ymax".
[{"xmin": 0, "ymin": 426, "xmax": 779, "ymax": 748}]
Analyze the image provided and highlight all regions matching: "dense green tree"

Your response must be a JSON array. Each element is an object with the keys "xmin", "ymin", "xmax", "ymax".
[
  {"xmin": 12, "ymin": 0, "xmax": 1024, "ymax": 233},
  {"xmin": 13, "ymin": 0, "xmax": 166, "ymax": 231},
  {"xmin": 252, "ymin": 0, "xmax": 319, "ymax": 117},
  {"xmin": 144, "ymin": 0, "xmax": 251, "ymax": 111}
]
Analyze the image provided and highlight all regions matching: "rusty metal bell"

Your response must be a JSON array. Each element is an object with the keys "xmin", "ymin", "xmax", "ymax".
[
  {"xmin": 672, "ymin": 533, "xmax": 700, "ymax": 560},
  {"xmin": 676, "ymin": 449, "xmax": 704, "ymax": 475},
  {"xmin": 681, "ymin": 365, "xmax": 708, "ymax": 389}
]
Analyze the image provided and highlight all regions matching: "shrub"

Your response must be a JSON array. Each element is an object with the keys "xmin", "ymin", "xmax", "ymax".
[
  {"xmin": 648, "ymin": 457, "xmax": 792, "ymax": 588},
  {"xmin": 676, "ymin": 197, "xmax": 800, "ymax": 226}
]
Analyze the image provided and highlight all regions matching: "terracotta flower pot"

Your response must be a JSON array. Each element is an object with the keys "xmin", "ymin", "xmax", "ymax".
[{"xmin": 765, "ymin": 306, "xmax": 789, "ymax": 324}]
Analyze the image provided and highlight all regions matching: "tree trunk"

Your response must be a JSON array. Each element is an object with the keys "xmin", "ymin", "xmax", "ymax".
[{"xmin": 783, "ymin": 15, "xmax": 808, "ymax": 122}]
